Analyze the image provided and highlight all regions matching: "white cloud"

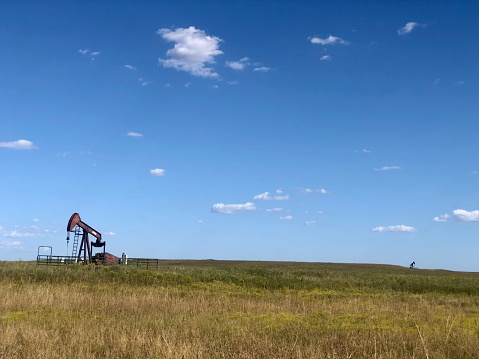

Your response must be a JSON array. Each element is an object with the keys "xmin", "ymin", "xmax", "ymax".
[
  {"xmin": 452, "ymin": 209, "xmax": 479, "ymax": 222},
  {"xmin": 267, "ymin": 208, "xmax": 283, "ymax": 213},
  {"xmin": 397, "ymin": 22, "xmax": 423, "ymax": 36},
  {"xmin": 372, "ymin": 225, "xmax": 416, "ymax": 232},
  {"xmin": 4, "ymin": 230, "xmax": 38, "ymax": 238},
  {"xmin": 254, "ymin": 192, "xmax": 272, "ymax": 200},
  {"xmin": 310, "ymin": 35, "xmax": 349, "ymax": 45},
  {"xmin": 211, "ymin": 202, "xmax": 256, "ymax": 214},
  {"xmin": 0, "ymin": 139, "xmax": 37, "ymax": 150},
  {"xmin": 79, "ymin": 49, "xmax": 101, "ymax": 60},
  {"xmin": 126, "ymin": 131, "xmax": 143, "ymax": 137},
  {"xmin": 253, "ymin": 66, "xmax": 270, "ymax": 72},
  {"xmin": 157, "ymin": 26, "xmax": 223, "ymax": 78},
  {"xmin": 42, "ymin": 229, "xmax": 57, "ymax": 234},
  {"xmin": 433, "ymin": 214, "xmax": 450, "ymax": 222},
  {"xmin": 433, "ymin": 209, "xmax": 479, "ymax": 223},
  {"xmin": 280, "ymin": 215, "xmax": 293, "ymax": 220},
  {"xmin": 305, "ymin": 220, "xmax": 317, "ymax": 226},
  {"xmin": 374, "ymin": 166, "xmax": 402, "ymax": 171},
  {"xmin": 301, "ymin": 188, "xmax": 328, "ymax": 194},
  {"xmin": 1, "ymin": 224, "xmax": 57, "ymax": 240},
  {"xmin": 124, "ymin": 65, "xmax": 137, "ymax": 70},
  {"xmin": 274, "ymin": 190, "xmax": 288, "ymax": 200},
  {"xmin": 226, "ymin": 57, "xmax": 249, "ymax": 70},
  {"xmin": 254, "ymin": 191, "xmax": 289, "ymax": 201},
  {"xmin": 320, "ymin": 55, "xmax": 331, "ymax": 61},
  {"xmin": 0, "ymin": 240, "xmax": 23, "ymax": 249},
  {"xmin": 138, "ymin": 78, "xmax": 151, "ymax": 86},
  {"xmin": 355, "ymin": 149, "xmax": 371, "ymax": 153},
  {"xmin": 104, "ymin": 231, "xmax": 117, "ymax": 236},
  {"xmin": 150, "ymin": 168, "xmax": 166, "ymax": 176}
]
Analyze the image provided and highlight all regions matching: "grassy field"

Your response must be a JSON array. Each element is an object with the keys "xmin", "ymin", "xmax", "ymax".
[{"xmin": 1, "ymin": 260, "xmax": 479, "ymax": 358}]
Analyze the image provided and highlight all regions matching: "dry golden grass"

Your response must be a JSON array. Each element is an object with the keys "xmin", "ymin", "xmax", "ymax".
[{"xmin": 1, "ymin": 261, "xmax": 479, "ymax": 358}]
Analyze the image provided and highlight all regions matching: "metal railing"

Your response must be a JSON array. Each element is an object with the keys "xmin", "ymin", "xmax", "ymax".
[
  {"xmin": 126, "ymin": 258, "xmax": 159, "ymax": 269},
  {"xmin": 36, "ymin": 255, "xmax": 78, "ymax": 266},
  {"xmin": 36, "ymin": 255, "xmax": 159, "ymax": 269}
]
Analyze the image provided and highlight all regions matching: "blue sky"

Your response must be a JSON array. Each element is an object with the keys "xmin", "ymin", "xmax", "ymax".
[{"xmin": 1, "ymin": 1, "xmax": 478, "ymax": 271}]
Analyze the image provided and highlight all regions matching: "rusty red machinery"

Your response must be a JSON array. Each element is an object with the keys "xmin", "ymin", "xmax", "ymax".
[{"xmin": 67, "ymin": 213, "xmax": 119, "ymax": 264}]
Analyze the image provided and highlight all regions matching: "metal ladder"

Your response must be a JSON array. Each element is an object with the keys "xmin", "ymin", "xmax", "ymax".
[{"xmin": 71, "ymin": 226, "xmax": 81, "ymax": 258}]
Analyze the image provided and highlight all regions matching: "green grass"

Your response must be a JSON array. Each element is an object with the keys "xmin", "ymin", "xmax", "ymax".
[{"xmin": 1, "ymin": 260, "xmax": 479, "ymax": 358}]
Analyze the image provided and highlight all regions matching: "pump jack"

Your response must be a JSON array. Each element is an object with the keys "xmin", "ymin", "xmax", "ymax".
[{"xmin": 66, "ymin": 213, "xmax": 105, "ymax": 264}]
